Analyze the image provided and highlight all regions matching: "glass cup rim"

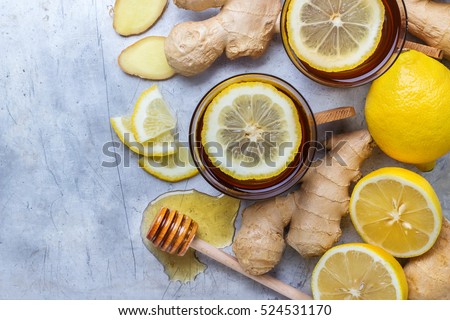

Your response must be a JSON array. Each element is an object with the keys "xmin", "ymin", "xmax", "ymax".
[
  {"xmin": 280, "ymin": 0, "xmax": 408, "ymax": 88},
  {"xmin": 189, "ymin": 73, "xmax": 317, "ymax": 200}
]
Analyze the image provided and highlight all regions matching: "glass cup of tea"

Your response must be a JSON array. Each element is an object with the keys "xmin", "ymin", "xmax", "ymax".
[
  {"xmin": 189, "ymin": 73, "xmax": 317, "ymax": 200},
  {"xmin": 280, "ymin": 0, "xmax": 407, "ymax": 87}
]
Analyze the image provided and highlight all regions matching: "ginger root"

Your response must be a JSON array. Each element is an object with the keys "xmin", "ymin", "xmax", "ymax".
[
  {"xmin": 165, "ymin": 0, "xmax": 281, "ymax": 76},
  {"xmin": 233, "ymin": 130, "xmax": 374, "ymax": 275},
  {"xmin": 404, "ymin": 0, "xmax": 450, "ymax": 59},
  {"xmin": 286, "ymin": 130, "xmax": 374, "ymax": 256},
  {"xmin": 403, "ymin": 218, "xmax": 450, "ymax": 299},
  {"xmin": 232, "ymin": 197, "xmax": 294, "ymax": 276}
]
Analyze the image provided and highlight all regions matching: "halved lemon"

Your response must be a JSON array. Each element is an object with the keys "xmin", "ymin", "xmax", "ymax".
[
  {"xmin": 350, "ymin": 167, "xmax": 442, "ymax": 258},
  {"xmin": 139, "ymin": 143, "xmax": 198, "ymax": 182},
  {"xmin": 286, "ymin": 0, "xmax": 385, "ymax": 72},
  {"xmin": 201, "ymin": 82, "xmax": 302, "ymax": 180},
  {"xmin": 111, "ymin": 115, "xmax": 176, "ymax": 157},
  {"xmin": 131, "ymin": 85, "xmax": 176, "ymax": 143},
  {"xmin": 311, "ymin": 243, "xmax": 408, "ymax": 300}
]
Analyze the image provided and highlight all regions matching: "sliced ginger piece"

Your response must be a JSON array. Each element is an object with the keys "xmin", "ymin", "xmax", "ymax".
[
  {"xmin": 113, "ymin": 0, "xmax": 168, "ymax": 36},
  {"xmin": 119, "ymin": 36, "xmax": 176, "ymax": 80}
]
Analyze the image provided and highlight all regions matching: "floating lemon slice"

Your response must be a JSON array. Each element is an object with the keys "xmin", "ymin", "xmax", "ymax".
[
  {"xmin": 311, "ymin": 243, "xmax": 408, "ymax": 300},
  {"xmin": 286, "ymin": 0, "xmax": 385, "ymax": 72},
  {"xmin": 132, "ymin": 85, "xmax": 176, "ymax": 143},
  {"xmin": 201, "ymin": 82, "xmax": 302, "ymax": 180},
  {"xmin": 111, "ymin": 115, "xmax": 176, "ymax": 157},
  {"xmin": 139, "ymin": 143, "xmax": 198, "ymax": 182},
  {"xmin": 350, "ymin": 167, "xmax": 442, "ymax": 258}
]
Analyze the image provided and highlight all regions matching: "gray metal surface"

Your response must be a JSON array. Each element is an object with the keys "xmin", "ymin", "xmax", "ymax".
[{"xmin": 0, "ymin": 1, "xmax": 449, "ymax": 299}]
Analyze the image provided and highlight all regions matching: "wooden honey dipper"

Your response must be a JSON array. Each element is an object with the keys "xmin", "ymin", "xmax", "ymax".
[{"xmin": 147, "ymin": 207, "xmax": 312, "ymax": 300}]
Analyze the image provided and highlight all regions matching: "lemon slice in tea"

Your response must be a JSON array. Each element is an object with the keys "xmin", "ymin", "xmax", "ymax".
[
  {"xmin": 201, "ymin": 82, "xmax": 302, "ymax": 180},
  {"xmin": 350, "ymin": 167, "xmax": 442, "ymax": 258},
  {"xmin": 312, "ymin": 243, "xmax": 408, "ymax": 300},
  {"xmin": 286, "ymin": 0, "xmax": 385, "ymax": 72}
]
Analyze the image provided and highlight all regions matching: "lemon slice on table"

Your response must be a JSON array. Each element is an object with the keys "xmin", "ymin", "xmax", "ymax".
[
  {"xmin": 132, "ymin": 85, "xmax": 176, "ymax": 143},
  {"xmin": 201, "ymin": 82, "xmax": 302, "ymax": 180},
  {"xmin": 111, "ymin": 116, "xmax": 176, "ymax": 157},
  {"xmin": 139, "ymin": 143, "xmax": 199, "ymax": 182},
  {"xmin": 350, "ymin": 167, "xmax": 442, "ymax": 258},
  {"xmin": 312, "ymin": 243, "xmax": 408, "ymax": 300},
  {"xmin": 286, "ymin": 0, "xmax": 385, "ymax": 72}
]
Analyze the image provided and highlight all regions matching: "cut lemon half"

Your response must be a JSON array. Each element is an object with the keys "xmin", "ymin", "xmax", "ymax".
[
  {"xmin": 286, "ymin": 0, "xmax": 385, "ymax": 72},
  {"xmin": 139, "ymin": 143, "xmax": 198, "ymax": 182},
  {"xmin": 111, "ymin": 115, "xmax": 176, "ymax": 157},
  {"xmin": 201, "ymin": 82, "xmax": 302, "ymax": 180},
  {"xmin": 132, "ymin": 85, "xmax": 176, "ymax": 143},
  {"xmin": 350, "ymin": 167, "xmax": 442, "ymax": 258},
  {"xmin": 312, "ymin": 243, "xmax": 408, "ymax": 300}
]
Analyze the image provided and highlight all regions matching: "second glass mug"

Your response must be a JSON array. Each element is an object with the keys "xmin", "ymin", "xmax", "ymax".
[{"xmin": 280, "ymin": 0, "xmax": 407, "ymax": 87}]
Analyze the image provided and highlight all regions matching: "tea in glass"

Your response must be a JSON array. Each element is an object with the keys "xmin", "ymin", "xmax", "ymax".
[
  {"xmin": 281, "ymin": 0, "xmax": 407, "ymax": 87},
  {"xmin": 189, "ymin": 74, "xmax": 317, "ymax": 200}
]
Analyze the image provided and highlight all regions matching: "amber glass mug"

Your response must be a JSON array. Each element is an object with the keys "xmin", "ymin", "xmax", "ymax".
[{"xmin": 189, "ymin": 74, "xmax": 318, "ymax": 200}]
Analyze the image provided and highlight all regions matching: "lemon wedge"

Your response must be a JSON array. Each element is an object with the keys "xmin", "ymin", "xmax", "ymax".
[
  {"xmin": 311, "ymin": 243, "xmax": 408, "ymax": 300},
  {"xmin": 286, "ymin": 0, "xmax": 385, "ymax": 72},
  {"xmin": 111, "ymin": 115, "xmax": 176, "ymax": 157},
  {"xmin": 201, "ymin": 82, "xmax": 302, "ymax": 180},
  {"xmin": 132, "ymin": 85, "xmax": 176, "ymax": 143},
  {"xmin": 350, "ymin": 167, "xmax": 442, "ymax": 258},
  {"xmin": 139, "ymin": 143, "xmax": 198, "ymax": 182}
]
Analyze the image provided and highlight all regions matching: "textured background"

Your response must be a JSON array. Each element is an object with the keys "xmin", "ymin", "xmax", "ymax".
[{"xmin": 0, "ymin": 0, "xmax": 449, "ymax": 299}]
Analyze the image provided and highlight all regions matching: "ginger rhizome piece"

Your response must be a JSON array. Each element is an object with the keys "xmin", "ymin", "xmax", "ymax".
[
  {"xmin": 232, "ymin": 198, "xmax": 293, "ymax": 276},
  {"xmin": 165, "ymin": 0, "xmax": 281, "ymax": 76},
  {"xmin": 404, "ymin": 0, "xmax": 450, "ymax": 59},
  {"xmin": 113, "ymin": 0, "xmax": 168, "ymax": 36},
  {"xmin": 403, "ymin": 218, "xmax": 450, "ymax": 299},
  {"xmin": 287, "ymin": 129, "xmax": 374, "ymax": 256},
  {"xmin": 233, "ymin": 130, "xmax": 374, "ymax": 275},
  {"xmin": 119, "ymin": 36, "xmax": 175, "ymax": 80}
]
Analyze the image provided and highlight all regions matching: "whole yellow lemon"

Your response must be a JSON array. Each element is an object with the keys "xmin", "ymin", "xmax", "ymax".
[{"xmin": 365, "ymin": 50, "xmax": 450, "ymax": 171}]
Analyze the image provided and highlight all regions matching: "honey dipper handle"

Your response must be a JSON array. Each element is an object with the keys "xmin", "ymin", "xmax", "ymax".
[{"xmin": 190, "ymin": 238, "xmax": 312, "ymax": 300}]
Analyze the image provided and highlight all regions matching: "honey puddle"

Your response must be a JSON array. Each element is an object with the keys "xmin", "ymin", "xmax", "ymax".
[{"xmin": 140, "ymin": 189, "xmax": 240, "ymax": 282}]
